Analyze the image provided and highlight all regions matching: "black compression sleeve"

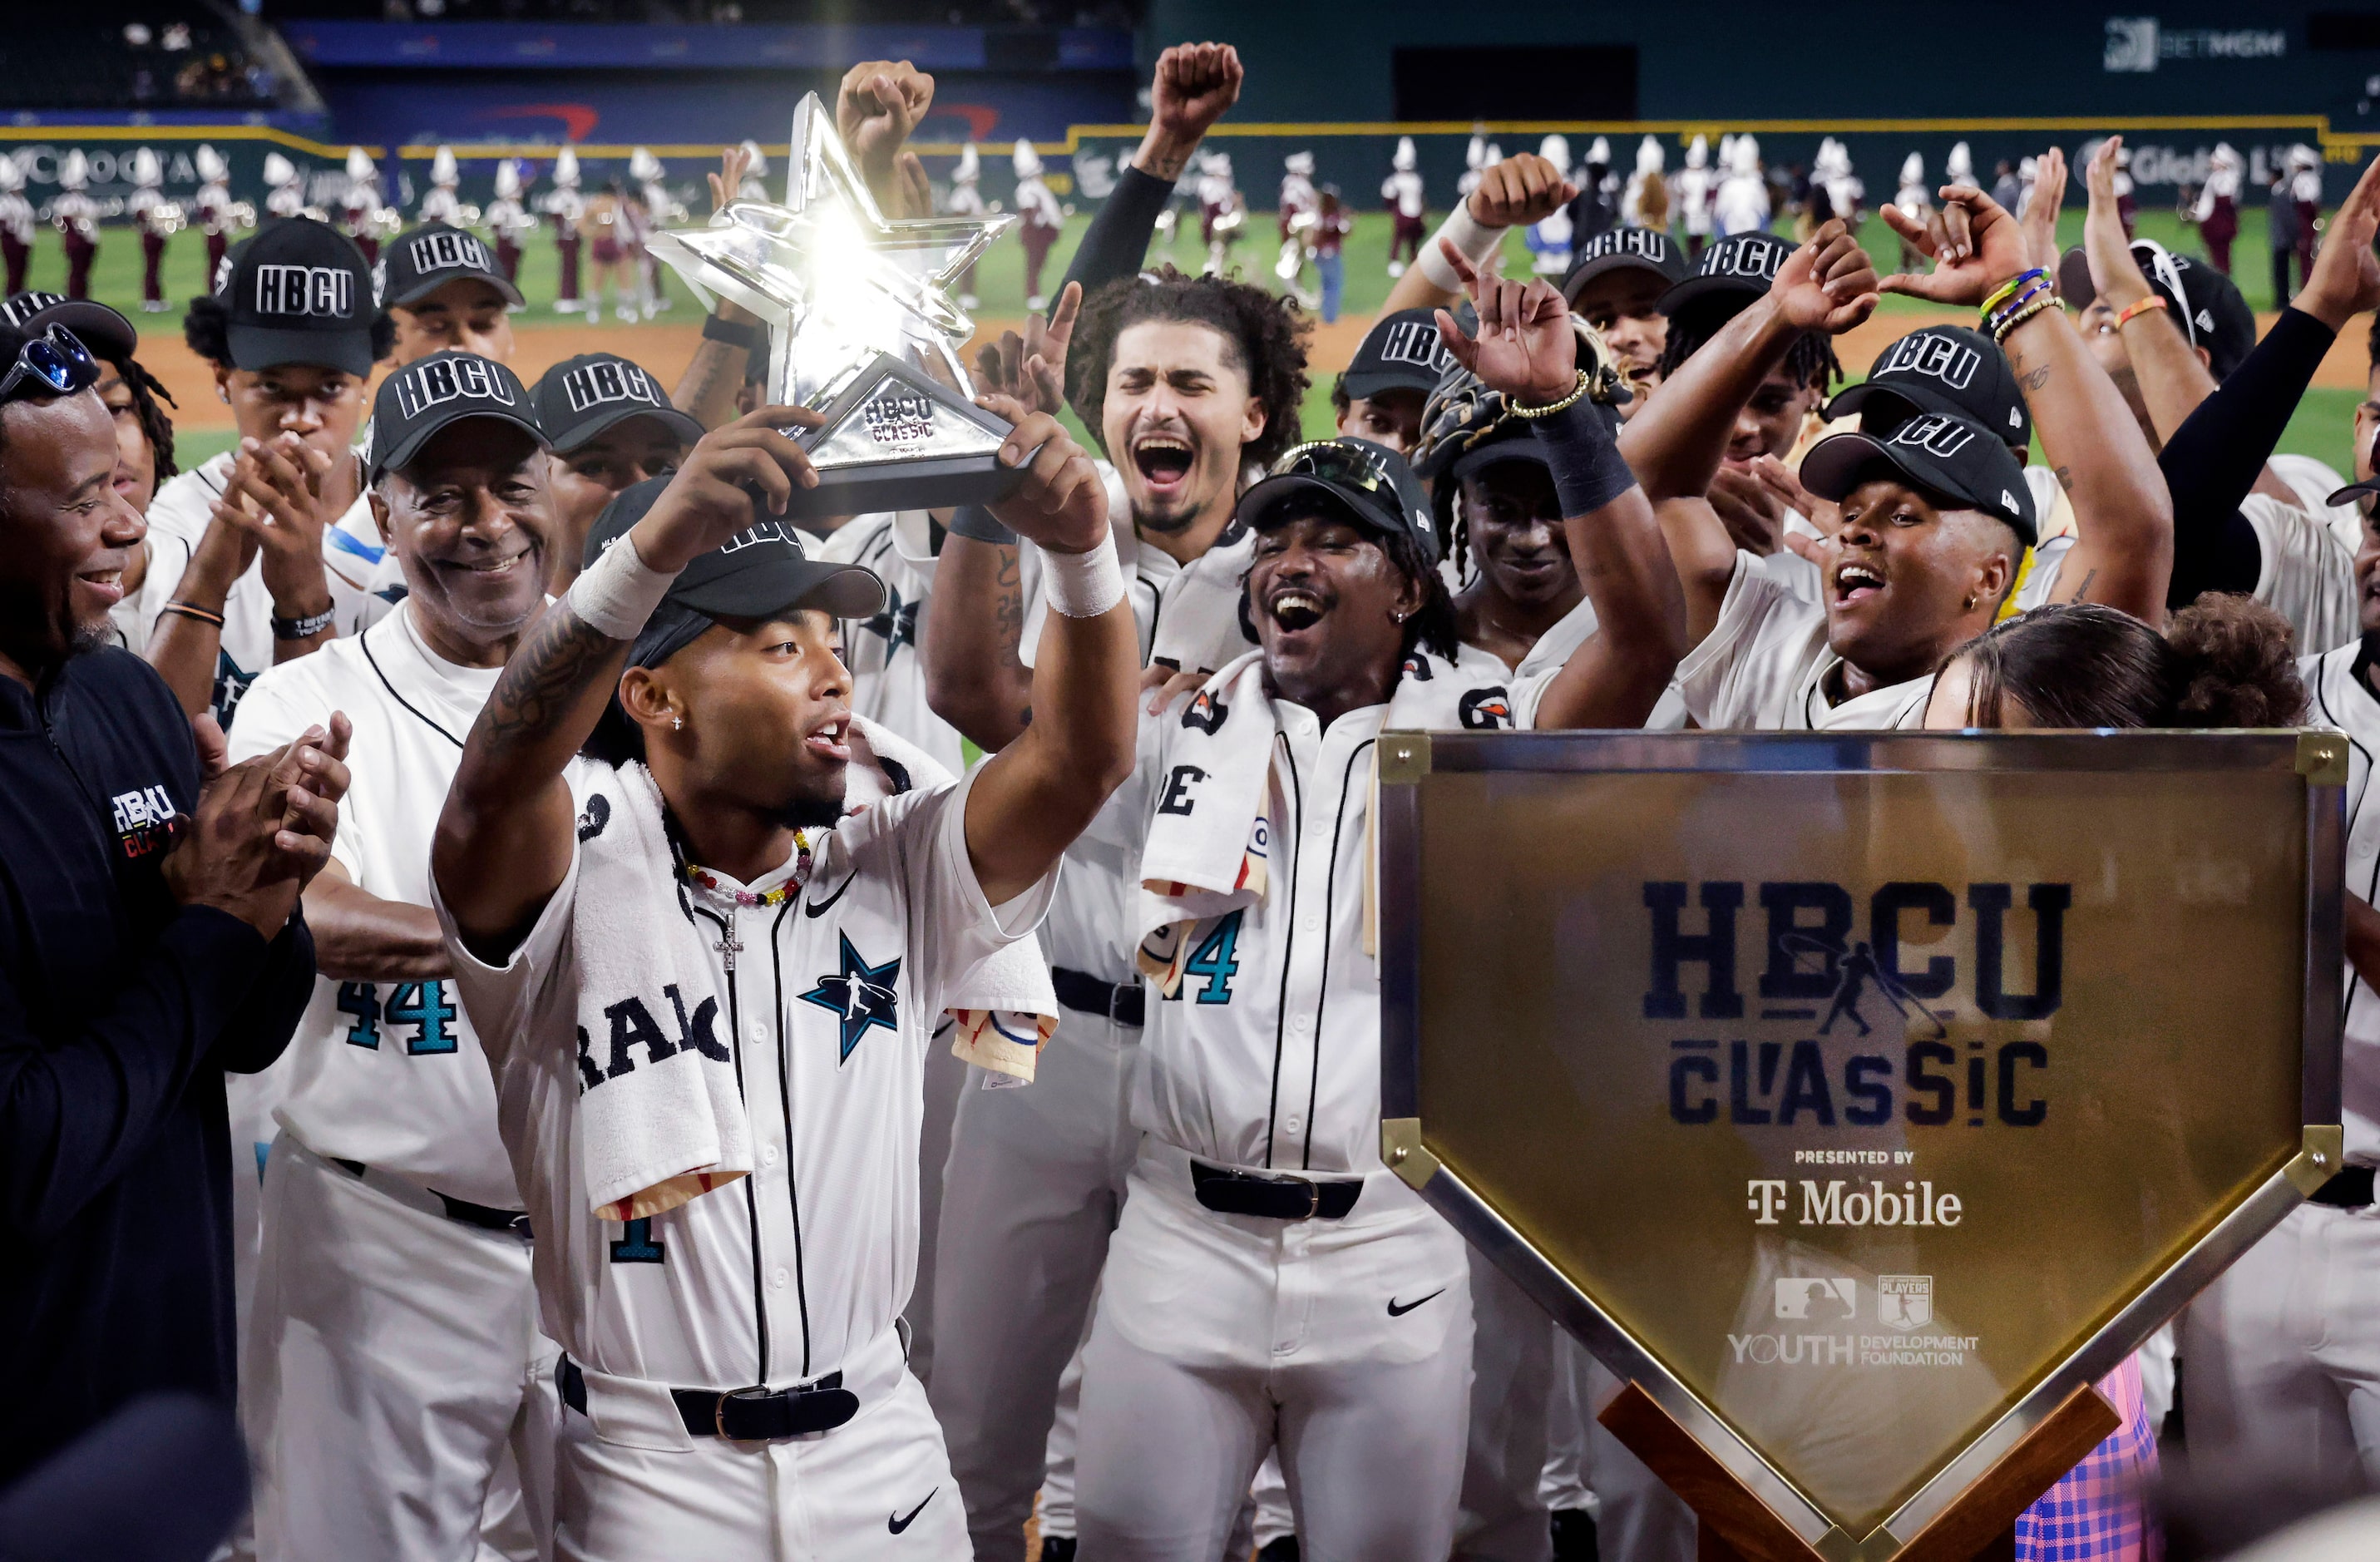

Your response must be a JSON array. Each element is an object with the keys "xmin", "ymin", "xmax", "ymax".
[
  {"xmin": 2161, "ymin": 308, "xmax": 2338, "ymax": 607},
  {"xmin": 1060, "ymin": 165, "xmax": 1178, "ymax": 298}
]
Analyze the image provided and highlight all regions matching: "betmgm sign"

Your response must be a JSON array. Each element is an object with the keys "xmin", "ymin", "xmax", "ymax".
[{"xmin": 1375, "ymin": 729, "xmax": 2344, "ymax": 1557}]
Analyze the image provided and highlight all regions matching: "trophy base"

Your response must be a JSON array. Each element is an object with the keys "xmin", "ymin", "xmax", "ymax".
[{"xmin": 783, "ymin": 352, "xmax": 1028, "ymax": 521}]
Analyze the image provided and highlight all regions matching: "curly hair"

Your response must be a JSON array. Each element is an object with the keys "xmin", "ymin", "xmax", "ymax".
[
  {"xmin": 1654, "ymin": 304, "xmax": 1842, "ymax": 391},
  {"xmin": 1066, "ymin": 266, "xmax": 1311, "ymax": 472},
  {"xmin": 104, "ymin": 353, "xmax": 180, "ymax": 488},
  {"xmin": 183, "ymin": 293, "xmax": 397, "ymax": 369},
  {"xmin": 1947, "ymin": 595, "xmax": 2304, "ymax": 729}
]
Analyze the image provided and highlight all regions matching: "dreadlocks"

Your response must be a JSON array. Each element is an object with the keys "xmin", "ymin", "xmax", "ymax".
[
  {"xmin": 101, "ymin": 353, "xmax": 180, "ymax": 487},
  {"xmin": 1653, "ymin": 309, "xmax": 1843, "ymax": 392}
]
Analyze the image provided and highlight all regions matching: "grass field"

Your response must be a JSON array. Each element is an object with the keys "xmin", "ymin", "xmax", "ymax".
[{"xmin": 21, "ymin": 198, "xmax": 2362, "ymax": 477}]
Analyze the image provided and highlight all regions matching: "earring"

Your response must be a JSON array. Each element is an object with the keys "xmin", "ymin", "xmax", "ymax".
[
  {"xmin": 672, "ymin": 714, "xmax": 685, "ymax": 732},
  {"xmin": 1963, "ymin": 594, "xmax": 1978, "ymax": 611},
  {"xmin": 1391, "ymin": 609, "xmax": 1410, "ymax": 624}
]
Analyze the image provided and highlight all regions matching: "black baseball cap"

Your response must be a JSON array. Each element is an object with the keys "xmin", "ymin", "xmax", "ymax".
[
  {"xmin": 585, "ymin": 473, "xmax": 886, "ymax": 670},
  {"xmin": 2057, "ymin": 241, "xmax": 2255, "ymax": 381},
  {"xmin": 213, "ymin": 218, "xmax": 378, "ymax": 377},
  {"xmin": 1828, "ymin": 325, "xmax": 2032, "ymax": 450},
  {"xmin": 1800, "ymin": 410, "xmax": 2038, "ymax": 547},
  {"xmin": 533, "ymin": 353, "xmax": 705, "ymax": 453},
  {"xmin": 1560, "ymin": 226, "xmax": 1689, "ymax": 304},
  {"xmin": 380, "ymin": 222, "xmax": 525, "ymax": 310},
  {"xmin": 1340, "ymin": 309, "xmax": 1454, "ymax": 403},
  {"xmin": 1237, "ymin": 437, "xmax": 1442, "ymax": 569},
  {"xmin": 1658, "ymin": 231, "xmax": 1795, "ymax": 317},
  {"xmin": 366, "ymin": 349, "xmax": 547, "ymax": 482},
  {"xmin": 0, "ymin": 292, "xmax": 136, "ymax": 363}
]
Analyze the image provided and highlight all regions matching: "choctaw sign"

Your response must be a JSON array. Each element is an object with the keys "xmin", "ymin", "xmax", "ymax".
[{"xmin": 1376, "ymin": 729, "xmax": 2345, "ymax": 1561}]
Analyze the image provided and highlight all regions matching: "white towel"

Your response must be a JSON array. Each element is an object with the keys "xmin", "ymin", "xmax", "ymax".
[
  {"xmin": 1146, "ymin": 525, "xmax": 1259, "ymax": 678},
  {"xmin": 844, "ymin": 716, "xmax": 1059, "ymax": 1085},
  {"xmin": 571, "ymin": 761, "xmax": 755, "ymax": 1223}
]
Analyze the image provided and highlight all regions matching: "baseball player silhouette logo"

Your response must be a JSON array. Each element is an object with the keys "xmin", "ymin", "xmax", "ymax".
[
  {"xmin": 1779, "ymin": 933, "xmax": 1949, "ymax": 1041},
  {"xmin": 797, "ymin": 932, "xmax": 902, "ymax": 1061}
]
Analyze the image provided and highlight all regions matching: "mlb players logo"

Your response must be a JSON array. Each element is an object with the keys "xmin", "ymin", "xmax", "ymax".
[{"xmin": 1877, "ymin": 1274, "xmax": 1934, "ymax": 1332}]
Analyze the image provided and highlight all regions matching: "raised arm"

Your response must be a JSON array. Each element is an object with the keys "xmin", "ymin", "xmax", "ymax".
[
  {"xmin": 1379, "ymin": 155, "xmax": 1574, "ymax": 317},
  {"xmin": 432, "ymin": 407, "xmax": 829, "ymax": 959},
  {"xmin": 1434, "ymin": 253, "xmax": 1684, "ymax": 725},
  {"xmin": 2079, "ymin": 136, "xmax": 2220, "ymax": 452},
  {"xmin": 673, "ymin": 146, "xmax": 766, "ymax": 431},
  {"xmin": 1884, "ymin": 175, "xmax": 2173, "ymax": 621},
  {"xmin": 1615, "ymin": 223, "xmax": 1877, "ymax": 640},
  {"xmin": 1062, "ymin": 43, "xmax": 1242, "ymax": 296},
  {"xmin": 960, "ymin": 398, "xmax": 1139, "ymax": 904}
]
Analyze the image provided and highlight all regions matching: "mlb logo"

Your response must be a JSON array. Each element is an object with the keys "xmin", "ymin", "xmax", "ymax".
[
  {"xmin": 1877, "ymin": 1274, "xmax": 1934, "ymax": 1332},
  {"xmin": 1774, "ymin": 1277, "xmax": 1856, "ymax": 1321}
]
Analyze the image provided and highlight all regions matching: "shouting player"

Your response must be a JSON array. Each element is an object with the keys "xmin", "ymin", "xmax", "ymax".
[{"xmin": 428, "ymin": 392, "xmax": 1137, "ymax": 1557}]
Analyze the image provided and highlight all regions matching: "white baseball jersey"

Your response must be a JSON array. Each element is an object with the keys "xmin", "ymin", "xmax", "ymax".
[
  {"xmin": 228, "ymin": 601, "xmax": 521, "ymax": 1209},
  {"xmin": 1676, "ymin": 551, "xmax": 1933, "ymax": 730},
  {"xmin": 139, "ymin": 449, "xmax": 391, "ymax": 724},
  {"xmin": 814, "ymin": 511, "xmax": 965, "ymax": 780},
  {"xmin": 2299, "ymin": 643, "xmax": 2380, "ymax": 1164},
  {"xmin": 435, "ymin": 763, "xmax": 1054, "ymax": 1389}
]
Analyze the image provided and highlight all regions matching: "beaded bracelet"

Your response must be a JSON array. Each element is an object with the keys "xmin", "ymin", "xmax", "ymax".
[
  {"xmin": 1508, "ymin": 369, "xmax": 1593, "ymax": 419},
  {"xmin": 1991, "ymin": 294, "xmax": 2057, "ymax": 345},
  {"xmin": 1980, "ymin": 269, "xmax": 2047, "ymax": 316},
  {"xmin": 1983, "ymin": 279, "xmax": 2054, "ymax": 336},
  {"xmin": 2113, "ymin": 294, "xmax": 2170, "ymax": 329}
]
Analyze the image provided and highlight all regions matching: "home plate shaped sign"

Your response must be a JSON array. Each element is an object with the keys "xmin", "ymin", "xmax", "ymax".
[{"xmin": 1375, "ymin": 729, "xmax": 2345, "ymax": 1557}]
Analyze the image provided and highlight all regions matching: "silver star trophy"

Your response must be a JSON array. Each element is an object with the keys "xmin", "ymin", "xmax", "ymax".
[{"xmin": 649, "ymin": 93, "xmax": 1022, "ymax": 517}]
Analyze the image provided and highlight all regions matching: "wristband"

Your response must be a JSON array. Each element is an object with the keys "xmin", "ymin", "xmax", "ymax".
[
  {"xmin": 1417, "ymin": 200, "xmax": 1504, "ymax": 291},
  {"xmin": 2112, "ymin": 293, "xmax": 2169, "ymax": 329},
  {"xmin": 1533, "ymin": 398, "xmax": 1637, "ymax": 518},
  {"xmin": 1980, "ymin": 268, "xmax": 2047, "ymax": 315},
  {"xmin": 1990, "ymin": 295, "xmax": 2058, "ymax": 346},
  {"xmin": 161, "ymin": 600, "xmax": 225, "ymax": 629},
  {"xmin": 270, "ymin": 605, "xmax": 336, "ymax": 641},
  {"xmin": 568, "ymin": 531, "xmax": 681, "ymax": 640},
  {"xmin": 1040, "ymin": 532, "xmax": 1125, "ymax": 619},
  {"xmin": 946, "ymin": 503, "xmax": 1017, "ymax": 546},
  {"xmin": 701, "ymin": 313, "xmax": 764, "ymax": 354}
]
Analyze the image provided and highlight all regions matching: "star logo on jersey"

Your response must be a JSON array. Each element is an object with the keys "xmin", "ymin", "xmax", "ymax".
[
  {"xmin": 797, "ymin": 932, "xmax": 902, "ymax": 1061},
  {"xmin": 862, "ymin": 583, "xmax": 918, "ymax": 653}
]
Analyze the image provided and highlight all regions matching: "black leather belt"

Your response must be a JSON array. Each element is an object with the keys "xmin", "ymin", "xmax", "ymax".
[
  {"xmin": 1053, "ymin": 966, "xmax": 1144, "ymax": 1028},
  {"xmin": 2312, "ymin": 1165, "xmax": 2376, "ymax": 1209},
  {"xmin": 333, "ymin": 1158, "xmax": 532, "ymax": 1238},
  {"xmin": 558, "ymin": 1356, "xmax": 859, "ymax": 1441},
  {"xmin": 1192, "ymin": 1159, "xmax": 1362, "ymax": 1221}
]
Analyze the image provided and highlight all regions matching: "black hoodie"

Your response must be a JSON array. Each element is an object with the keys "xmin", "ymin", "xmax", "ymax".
[{"xmin": 0, "ymin": 645, "xmax": 314, "ymax": 1483}]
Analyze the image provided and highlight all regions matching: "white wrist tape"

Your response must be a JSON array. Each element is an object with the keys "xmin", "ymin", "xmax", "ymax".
[
  {"xmin": 1417, "ymin": 200, "xmax": 1505, "ymax": 291},
  {"xmin": 1041, "ymin": 533, "xmax": 1125, "ymax": 619},
  {"xmin": 568, "ymin": 533, "xmax": 681, "ymax": 640}
]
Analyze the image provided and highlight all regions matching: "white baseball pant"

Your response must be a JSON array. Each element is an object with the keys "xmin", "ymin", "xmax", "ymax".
[
  {"xmin": 926, "ymin": 1013, "xmax": 1139, "ymax": 1560},
  {"xmin": 1577, "ymin": 1355, "xmax": 1696, "ymax": 1562},
  {"xmin": 1074, "ymin": 1144, "xmax": 1474, "ymax": 1561},
  {"xmin": 552, "ymin": 1332, "xmax": 966, "ymax": 1560},
  {"xmin": 244, "ymin": 1140, "xmax": 559, "ymax": 1562},
  {"xmin": 1457, "ymin": 1247, "xmax": 1557, "ymax": 1562},
  {"xmin": 2182, "ymin": 1200, "xmax": 2380, "ymax": 1483},
  {"xmin": 901, "ymin": 1031, "xmax": 970, "ymax": 1386}
]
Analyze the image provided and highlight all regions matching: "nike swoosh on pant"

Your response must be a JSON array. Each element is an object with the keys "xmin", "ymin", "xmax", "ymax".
[
  {"xmin": 889, "ymin": 1488, "xmax": 936, "ymax": 1535},
  {"xmin": 804, "ymin": 871, "xmax": 858, "ymax": 917},
  {"xmin": 1387, "ymin": 1288, "xmax": 1446, "ymax": 1317}
]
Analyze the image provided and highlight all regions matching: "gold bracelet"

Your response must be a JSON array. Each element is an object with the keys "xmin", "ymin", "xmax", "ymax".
[{"xmin": 1508, "ymin": 369, "xmax": 1592, "ymax": 418}]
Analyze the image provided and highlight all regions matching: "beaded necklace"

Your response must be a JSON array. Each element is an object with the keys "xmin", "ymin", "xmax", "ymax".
[{"xmin": 679, "ymin": 832, "xmax": 813, "ymax": 908}]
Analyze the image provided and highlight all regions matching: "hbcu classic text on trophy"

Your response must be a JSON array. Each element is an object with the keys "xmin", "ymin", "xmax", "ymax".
[
  {"xmin": 647, "ymin": 93, "xmax": 1021, "ymax": 518},
  {"xmin": 1376, "ymin": 729, "xmax": 2345, "ymax": 1560}
]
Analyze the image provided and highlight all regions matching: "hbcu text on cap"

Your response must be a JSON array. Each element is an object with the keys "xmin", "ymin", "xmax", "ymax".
[
  {"xmin": 254, "ymin": 265, "xmax": 354, "ymax": 320},
  {"xmin": 562, "ymin": 360, "xmax": 664, "ymax": 416},
  {"xmin": 393, "ymin": 355, "xmax": 517, "ymax": 421},
  {"xmin": 1876, "ymin": 334, "xmax": 1981, "ymax": 392},
  {"xmin": 1889, "ymin": 413, "xmax": 1978, "ymax": 458},
  {"xmin": 406, "ymin": 230, "xmax": 496, "ymax": 279},
  {"xmin": 1375, "ymin": 319, "xmax": 1454, "ymax": 373}
]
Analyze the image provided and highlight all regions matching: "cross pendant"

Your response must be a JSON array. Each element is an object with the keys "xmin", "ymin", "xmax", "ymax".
[{"xmin": 716, "ymin": 930, "xmax": 744, "ymax": 973}]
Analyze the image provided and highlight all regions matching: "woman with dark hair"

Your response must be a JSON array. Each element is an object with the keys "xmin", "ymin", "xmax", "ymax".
[{"xmin": 1924, "ymin": 596, "xmax": 2305, "ymax": 731}]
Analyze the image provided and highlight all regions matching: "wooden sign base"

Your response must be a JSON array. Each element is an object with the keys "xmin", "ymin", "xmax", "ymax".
[{"xmin": 1597, "ymin": 1379, "xmax": 2121, "ymax": 1562}]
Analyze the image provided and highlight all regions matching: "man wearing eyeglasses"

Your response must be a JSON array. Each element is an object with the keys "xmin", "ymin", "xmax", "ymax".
[
  {"xmin": 0, "ymin": 315, "xmax": 349, "ymax": 1486},
  {"xmin": 1064, "ymin": 264, "xmax": 1681, "ymax": 1560}
]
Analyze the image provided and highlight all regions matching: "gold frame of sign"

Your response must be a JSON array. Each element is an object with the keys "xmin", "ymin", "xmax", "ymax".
[{"xmin": 1375, "ymin": 729, "xmax": 2347, "ymax": 1562}]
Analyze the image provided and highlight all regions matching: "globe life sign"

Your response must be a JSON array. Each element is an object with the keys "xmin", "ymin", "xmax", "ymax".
[{"xmin": 1375, "ymin": 728, "xmax": 2344, "ymax": 1557}]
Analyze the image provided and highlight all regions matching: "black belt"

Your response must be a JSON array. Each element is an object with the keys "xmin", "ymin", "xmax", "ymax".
[
  {"xmin": 1192, "ymin": 1159, "xmax": 1362, "ymax": 1221},
  {"xmin": 1053, "ymin": 966, "xmax": 1144, "ymax": 1028},
  {"xmin": 2312, "ymin": 1165, "xmax": 2376, "ymax": 1209},
  {"xmin": 333, "ymin": 1159, "xmax": 532, "ymax": 1238},
  {"xmin": 557, "ymin": 1356, "xmax": 858, "ymax": 1441}
]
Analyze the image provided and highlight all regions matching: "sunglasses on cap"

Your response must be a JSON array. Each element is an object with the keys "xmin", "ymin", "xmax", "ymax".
[
  {"xmin": 1270, "ymin": 438, "xmax": 1398, "ymax": 494},
  {"xmin": 0, "ymin": 325, "xmax": 97, "ymax": 408}
]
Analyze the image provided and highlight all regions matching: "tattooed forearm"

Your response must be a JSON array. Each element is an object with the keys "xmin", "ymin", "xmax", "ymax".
[
  {"xmin": 476, "ymin": 604, "xmax": 626, "ymax": 752},
  {"xmin": 2059, "ymin": 567, "xmax": 2099, "ymax": 604}
]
